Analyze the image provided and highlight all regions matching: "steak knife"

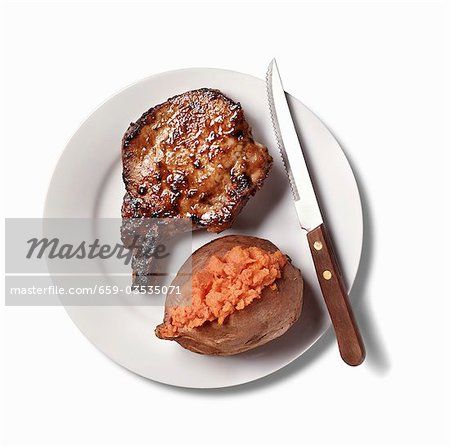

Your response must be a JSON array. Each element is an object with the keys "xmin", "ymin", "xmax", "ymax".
[{"xmin": 266, "ymin": 59, "xmax": 365, "ymax": 366}]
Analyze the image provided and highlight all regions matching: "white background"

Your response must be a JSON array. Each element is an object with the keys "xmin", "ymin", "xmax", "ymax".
[{"xmin": 1, "ymin": 1, "xmax": 449, "ymax": 446}]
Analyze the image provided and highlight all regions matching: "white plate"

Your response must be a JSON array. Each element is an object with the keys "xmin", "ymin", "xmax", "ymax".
[{"xmin": 45, "ymin": 68, "xmax": 363, "ymax": 388}]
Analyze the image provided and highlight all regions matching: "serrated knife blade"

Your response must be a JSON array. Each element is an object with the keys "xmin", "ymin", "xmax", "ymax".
[
  {"xmin": 266, "ymin": 58, "xmax": 365, "ymax": 366},
  {"xmin": 266, "ymin": 58, "xmax": 323, "ymax": 232}
]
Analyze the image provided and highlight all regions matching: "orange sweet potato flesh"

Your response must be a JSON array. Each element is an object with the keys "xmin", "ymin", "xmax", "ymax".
[
  {"xmin": 158, "ymin": 246, "xmax": 287, "ymax": 337},
  {"xmin": 155, "ymin": 235, "xmax": 304, "ymax": 355}
]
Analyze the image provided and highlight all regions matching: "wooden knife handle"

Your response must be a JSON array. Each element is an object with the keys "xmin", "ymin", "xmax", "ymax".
[{"xmin": 307, "ymin": 224, "xmax": 365, "ymax": 366}]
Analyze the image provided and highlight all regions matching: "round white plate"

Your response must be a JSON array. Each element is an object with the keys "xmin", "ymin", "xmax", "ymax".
[{"xmin": 45, "ymin": 68, "xmax": 363, "ymax": 388}]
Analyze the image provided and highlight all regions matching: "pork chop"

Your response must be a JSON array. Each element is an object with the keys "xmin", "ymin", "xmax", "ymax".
[
  {"xmin": 121, "ymin": 88, "xmax": 272, "ymax": 232},
  {"xmin": 121, "ymin": 88, "xmax": 272, "ymax": 287}
]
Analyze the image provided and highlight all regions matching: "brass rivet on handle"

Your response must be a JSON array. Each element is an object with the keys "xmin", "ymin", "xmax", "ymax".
[
  {"xmin": 323, "ymin": 270, "xmax": 332, "ymax": 280},
  {"xmin": 313, "ymin": 241, "xmax": 323, "ymax": 251}
]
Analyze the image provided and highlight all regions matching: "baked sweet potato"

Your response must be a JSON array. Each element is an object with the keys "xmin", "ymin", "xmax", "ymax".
[{"xmin": 155, "ymin": 235, "xmax": 304, "ymax": 355}]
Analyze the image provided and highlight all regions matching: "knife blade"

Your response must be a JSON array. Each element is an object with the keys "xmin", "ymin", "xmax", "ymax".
[{"xmin": 266, "ymin": 58, "xmax": 365, "ymax": 366}]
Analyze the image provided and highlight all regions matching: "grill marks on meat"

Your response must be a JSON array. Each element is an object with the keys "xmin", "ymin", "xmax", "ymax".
[{"xmin": 121, "ymin": 88, "xmax": 272, "ymax": 232}]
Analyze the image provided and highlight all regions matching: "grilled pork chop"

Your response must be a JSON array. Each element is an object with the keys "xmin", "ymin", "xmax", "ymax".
[
  {"xmin": 121, "ymin": 88, "xmax": 272, "ymax": 232},
  {"xmin": 121, "ymin": 88, "xmax": 272, "ymax": 286}
]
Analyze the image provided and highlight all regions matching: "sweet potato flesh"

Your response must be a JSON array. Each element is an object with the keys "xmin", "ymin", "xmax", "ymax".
[{"xmin": 158, "ymin": 246, "xmax": 287, "ymax": 338}]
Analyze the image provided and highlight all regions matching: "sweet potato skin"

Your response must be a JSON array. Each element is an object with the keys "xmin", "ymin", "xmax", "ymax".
[{"xmin": 156, "ymin": 235, "xmax": 304, "ymax": 355}]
